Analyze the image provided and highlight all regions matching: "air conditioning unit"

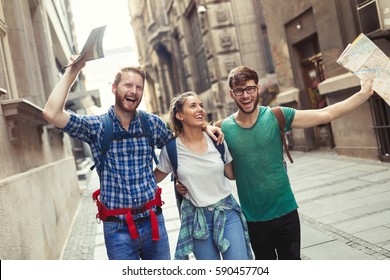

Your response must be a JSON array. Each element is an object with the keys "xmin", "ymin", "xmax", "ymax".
[{"xmin": 356, "ymin": 0, "xmax": 390, "ymax": 34}]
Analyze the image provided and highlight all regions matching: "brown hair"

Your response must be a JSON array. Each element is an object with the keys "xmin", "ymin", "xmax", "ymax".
[
  {"xmin": 169, "ymin": 91, "xmax": 198, "ymax": 136},
  {"xmin": 113, "ymin": 66, "xmax": 146, "ymax": 86},
  {"xmin": 227, "ymin": 66, "xmax": 259, "ymax": 89}
]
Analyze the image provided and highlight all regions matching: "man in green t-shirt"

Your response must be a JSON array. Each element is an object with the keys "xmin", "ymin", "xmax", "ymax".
[{"xmin": 218, "ymin": 65, "xmax": 373, "ymax": 260}]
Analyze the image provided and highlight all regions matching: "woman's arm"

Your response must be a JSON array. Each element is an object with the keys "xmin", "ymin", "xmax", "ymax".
[
  {"xmin": 224, "ymin": 162, "xmax": 235, "ymax": 180},
  {"xmin": 154, "ymin": 168, "xmax": 169, "ymax": 183}
]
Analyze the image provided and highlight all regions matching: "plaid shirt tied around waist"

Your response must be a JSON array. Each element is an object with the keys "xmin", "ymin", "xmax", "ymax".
[{"xmin": 174, "ymin": 194, "xmax": 253, "ymax": 260}]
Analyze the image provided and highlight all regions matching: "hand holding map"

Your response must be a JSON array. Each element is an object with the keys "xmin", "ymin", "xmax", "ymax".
[
  {"xmin": 337, "ymin": 33, "xmax": 390, "ymax": 106},
  {"xmin": 63, "ymin": 25, "xmax": 107, "ymax": 69}
]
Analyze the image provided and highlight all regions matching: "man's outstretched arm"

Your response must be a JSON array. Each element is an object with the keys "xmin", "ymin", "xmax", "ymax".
[{"xmin": 292, "ymin": 78, "xmax": 373, "ymax": 129}]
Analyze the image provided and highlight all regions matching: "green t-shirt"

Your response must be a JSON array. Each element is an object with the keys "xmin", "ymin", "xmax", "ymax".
[{"xmin": 222, "ymin": 106, "xmax": 297, "ymax": 222}]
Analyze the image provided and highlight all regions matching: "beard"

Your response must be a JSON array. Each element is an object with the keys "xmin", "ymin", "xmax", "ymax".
[
  {"xmin": 234, "ymin": 92, "xmax": 260, "ymax": 114},
  {"xmin": 114, "ymin": 91, "xmax": 141, "ymax": 113}
]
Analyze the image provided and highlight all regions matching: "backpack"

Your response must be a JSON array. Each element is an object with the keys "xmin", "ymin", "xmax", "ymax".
[
  {"xmin": 165, "ymin": 135, "xmax": 226, "ymax": 213},
  {"xmin": 91, "ymin": 110, "xmax": 158, "ymax": 176},
  {"xmin": 270, "ymin": 107, "xmax": 294, "ymax": 166}
]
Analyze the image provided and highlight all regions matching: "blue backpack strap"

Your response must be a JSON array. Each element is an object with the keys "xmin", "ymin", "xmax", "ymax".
[
  {"xmin": 166, "ymin": 138, "xmax": 178, "ymax": 174},
  {"xmin": 90, "ymin": 113, "xmax": 113, "ymax": 176},
  {"xmin": 137, "ymin": 110, "xmax": 159, "ymax": 165},
  {"xmin": 165, "ymin": 138, "xmax": 182, "ymax": 213},
  {"xmin": 165, "ymin": 138, "xmax": 178, "ymax": 188},
  {"xmin": 100, "ymin": 113, "xmax": 114, "ymax": 165},
  {"xmin": 209, "ymin": 135, "xmax": 225, "ymax": 164}
]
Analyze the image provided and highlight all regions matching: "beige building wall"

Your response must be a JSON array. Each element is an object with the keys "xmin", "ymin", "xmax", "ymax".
[{"xmin": 0, "ymin": 0, "xmax": 81, "ymax": 259}]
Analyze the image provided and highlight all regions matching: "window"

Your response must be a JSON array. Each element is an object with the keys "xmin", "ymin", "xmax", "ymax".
[
  {"xmin": 188, "ymin": 7, "xmax": 210, "ymax": 93},
  {"xmin": 356, "ymin": 0, "xmax": 382, "ymax": 33}
]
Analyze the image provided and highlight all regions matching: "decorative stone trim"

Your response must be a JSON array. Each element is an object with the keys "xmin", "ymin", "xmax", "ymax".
[
  {"xmin": 318, "ymin": 72, "xmax": 360, "ymax": 96},
  {"xmin": 1, "ymin": 98, "xmax": 48, "ymax": 143},
  {"xmin": 276, "ymin": 87, "xmax": 299, "ymax": 105}
]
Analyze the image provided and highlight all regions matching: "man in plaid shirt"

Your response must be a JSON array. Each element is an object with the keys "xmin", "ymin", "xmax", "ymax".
[{"xmin": 43, "ymin": 54, "xmax": 172, "ymax": 260}]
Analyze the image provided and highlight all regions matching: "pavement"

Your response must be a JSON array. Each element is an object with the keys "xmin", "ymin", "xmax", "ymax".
[{"xmin": 60, "ymin": 149, "xmax": 390, "ymax": 260}]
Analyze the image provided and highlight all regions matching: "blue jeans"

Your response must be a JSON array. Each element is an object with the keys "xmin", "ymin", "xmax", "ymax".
[
  {"xmin": 103, "ymin": 212, "xmax": 171, "ymax": 260},
  {"xmin": 192, "ymin": 208, "xmax": 249, "ymax": 260}
]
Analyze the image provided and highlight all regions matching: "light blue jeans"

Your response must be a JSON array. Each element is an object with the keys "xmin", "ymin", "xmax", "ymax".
[
  {"xmin": 103, "ymin": 212, "xmax": 170, "ymax": 260},
  {"xmin": 192, "ymin": 208, "xmax": 249, "ymax": 260}
]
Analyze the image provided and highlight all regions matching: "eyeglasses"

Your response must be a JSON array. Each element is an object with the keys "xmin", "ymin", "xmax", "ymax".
[{"xmin": 231, "ymin": 85, "xmax": 257, "ymax": 96}]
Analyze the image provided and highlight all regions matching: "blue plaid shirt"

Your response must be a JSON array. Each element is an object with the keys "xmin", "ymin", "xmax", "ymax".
[{"xmin": 62, "ymin": 106, "xmax": 172, "ymax": 219}]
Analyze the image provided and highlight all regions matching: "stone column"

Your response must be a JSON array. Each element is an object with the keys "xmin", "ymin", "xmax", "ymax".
[
  {"xmin": 31, "ymin": 0, "xmax": 58, "ymax": 102},
  {"xmin": 3, "ymin": 0, "xmax": 45, "ymax": 106}
]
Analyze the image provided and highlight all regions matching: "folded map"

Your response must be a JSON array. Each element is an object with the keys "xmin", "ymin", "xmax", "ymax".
[
  {"xmin": 337, "ymin": 33, "xmax": 390, "ymax": 106},
  {"xmin": 63, "ymin": 25, "xmax": 107, "ymax": 69}
]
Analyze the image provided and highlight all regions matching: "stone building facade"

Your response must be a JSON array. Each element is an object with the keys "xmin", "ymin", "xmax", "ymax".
[
  {"xmin": 0, "ymin": 0, "xmax": 82, "ymax": 259},
  {"xmin": 129, "ymin": 0, "xmax": 277, "ymax": 123},
  {"xmin": 262, "ymin": 0, "xmax": 390, "ymax": 160},
  {"xmin": 129, "ymin": 0, "xmax": 390, "ymax": 162}
]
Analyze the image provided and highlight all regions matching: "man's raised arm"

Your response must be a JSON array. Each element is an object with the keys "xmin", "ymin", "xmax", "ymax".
[{"xmin": 42, "ymin": 55, "xmax": 86, "ymax": 128}]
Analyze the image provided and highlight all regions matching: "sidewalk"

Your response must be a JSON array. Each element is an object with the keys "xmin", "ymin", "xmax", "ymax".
[{"xmin": 61, "ymin": 150, "xmax": 390, "ymax": 260}]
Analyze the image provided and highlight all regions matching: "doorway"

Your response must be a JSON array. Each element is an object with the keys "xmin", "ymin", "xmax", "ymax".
[{"xmin": 296, "ymin": 35, "xmax": 335, "ymax": 147}]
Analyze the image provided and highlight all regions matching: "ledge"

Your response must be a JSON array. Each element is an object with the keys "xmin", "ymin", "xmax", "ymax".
[
  {"xmin": 0, "ymin": 87, "xmax": 7, "ymax": 96},
  {"xmin": 1, "ymin": 98, "xmax": 47, "ymax": 126},
  {"xmin": 148, "ymin": 26, "xmax": 170, "ymax": 49},
  {"xmin": 318, "ymin": 73, "xmax": 360, "ymax": 95},
  {"xmin": 276, "ymin": 87, "xmax": 299, "ymax": 105},
  {"xmin": 1, "ymin": 99, "xmax": 48, "ymax": 143}
]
